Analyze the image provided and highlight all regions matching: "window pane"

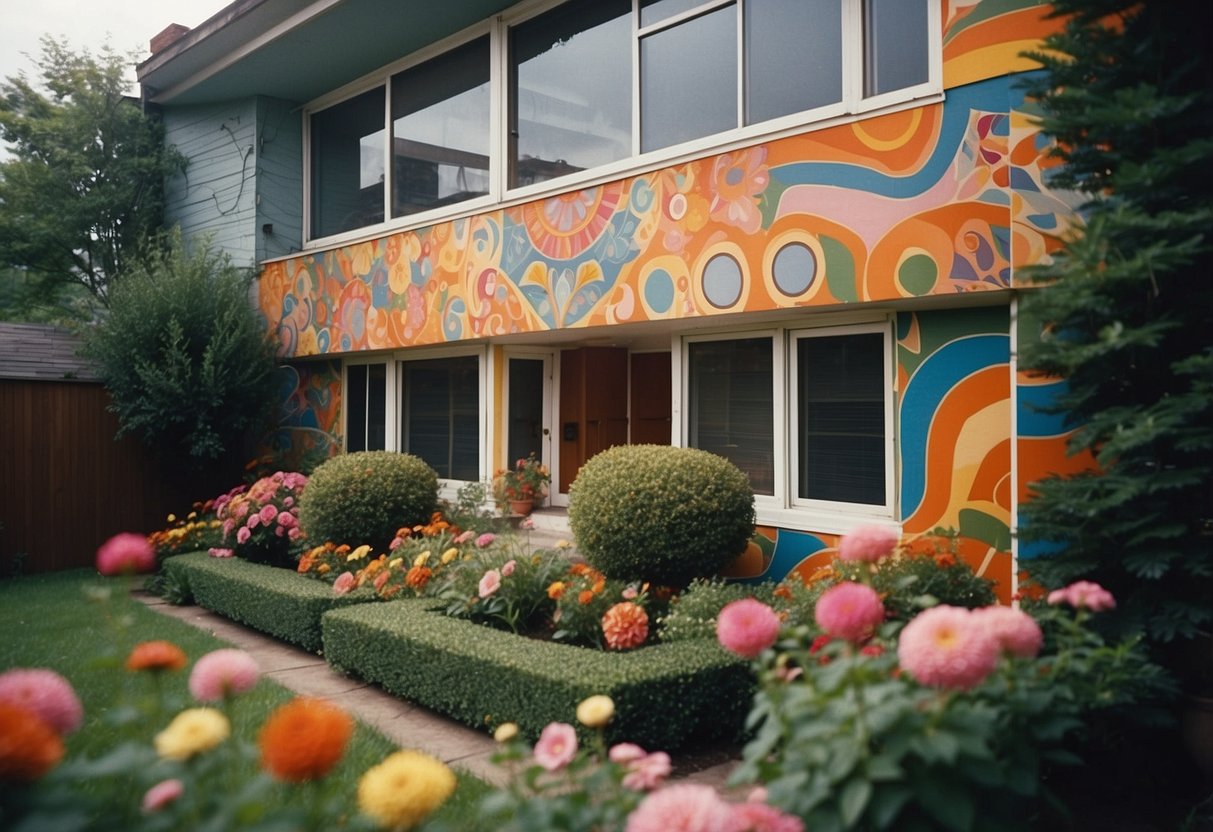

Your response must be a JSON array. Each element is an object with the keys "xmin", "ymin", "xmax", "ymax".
[
  {"xmin": 639, "ymin": 0, "xmax": 711, "ymax": 27},
  {"xmin": 798, "ymin": 333, "xmax": 885, "ymax": 505},
  {"xmin": 745, "ymin": 0, "xmax": 841, "ymax": 124},
  {"xmin": 391, "ymin": 37, "xmax": 490, "ymax": 218},
  {"xmin": 366, "ymin": 363, "xmax": 387, "ymax": 451},
  {"xmin": 688, "ymin": 339, "xmax": 774, "ymax": 495},
  {"xmin": 640, "ymin": 5, "xmax": 737, "ymax": 152},
  {"xmin": 401, "ymin": 356, "xmax": 479, "ymax": 481},
  {"xmin": 310, "ymin": 87, "xmax": 385, "ymax": 238},
  {"xmin": 511, "ymin": 0, "xmax": 631, "ymax": 188},
  {"xmin": 864, "ymin": 0, "xmax": 929, "ymax": 96},
  {"xmin": 346, "ymin": 364, "xmax": 368, "ymax": 452}
]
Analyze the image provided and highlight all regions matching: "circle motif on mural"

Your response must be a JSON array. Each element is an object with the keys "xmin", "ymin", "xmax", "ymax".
[
  {"xmin": 643, "ymin": 268, "xmax": 675, "ymax": 315},
  {"xmin": 702, "ymin": 253, "xmax": 743, "ymax": 309},
  {"xmin": 771, "ymin": 242, "xmax": 817, "ymax": 297},
  {"xmin": 898, "ymin": 252, "xmax": 938, "ymax": 297}
]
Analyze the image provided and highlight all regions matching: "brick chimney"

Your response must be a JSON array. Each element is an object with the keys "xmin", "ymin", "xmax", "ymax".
[{"xmin": 150, "ymin": 24, "xmax": 191, "ymax": 55}]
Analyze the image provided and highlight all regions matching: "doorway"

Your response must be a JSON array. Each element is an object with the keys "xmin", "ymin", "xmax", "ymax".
[{"xmin": 505, "ymin": 353, "xmax": 553, "ymax": 499}]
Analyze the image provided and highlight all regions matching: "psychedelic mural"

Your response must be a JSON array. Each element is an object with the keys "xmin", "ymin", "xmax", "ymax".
[{"xmin": 259, "ymin": 361, "xmax": 343, "ymax": 467}]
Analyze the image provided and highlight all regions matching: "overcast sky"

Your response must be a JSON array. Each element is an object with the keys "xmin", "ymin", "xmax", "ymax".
[{"xmin": 0, "ymin": 0, "xmax": 228, "ymax": 93}]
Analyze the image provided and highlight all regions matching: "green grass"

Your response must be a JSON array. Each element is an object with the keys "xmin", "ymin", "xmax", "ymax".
[{"xmin": 0, "ymin": 569, "xmax": 491, "ymax": 830}]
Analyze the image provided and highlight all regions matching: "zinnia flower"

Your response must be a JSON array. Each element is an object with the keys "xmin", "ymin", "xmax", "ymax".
[
  {"xmin": 441, "ymin": 547, "xmax": 459, "ymax": 564},
  {"xmin": 1047, "ymin": 580, "xmax": 1116, "ymax": 612},
  {"xmin": 533, "ymin": 722, "xmax": 578, "ymax": 771},
  {"xmin": 95, "ymin": 532, "xmax": 156, "ymax": 575},
  {"xmin": 189, "ymin": 649, "xmax": 260, "ymax": 702},
  {"xmin": 0, "ymin": 702, "xmax": 63, "ymax": 782},
  {"xmin": 126, "ymin": 641, "xmax": 188, "ymax": 672},
  {"xmin": 973, "ymin": 605, "xmax": 1043, "ymax": 658},
  {"xmin": 142, "ymin": 779, "xmax": 184, "ymax": 813},
  {"xmin": 609, "ymin": 744, "xmax": 672, "ymax": 791},
  {"xmin": 576, "ymin": 695, "xmax": 615, "ymax": 728},
  {"xmin": 814, "ymin": 582, "xmax": 885, "ymax": 643},
  {"xmin": 0, "ymin": 668, "xmax": 83, "ymax": 734},
  {"xmin": 358, "ymin": 750, "xmax": 456, "ymax": 830},
  {"xmin": 602, "ymin": 602, "xmax": 649, "ymax": 650},
  {"xmin": 405, "ymin": 565, "xmax": 432, "ymax": 590},
  {"xmin": 154, "ymin": 708, "xmax": 230, "ymax": 760},
  {"xmin": 478, "ymin": 569, "xmax": 501, "ymax": 598},
  {"xmin": 625, "ymin": 783, "xmax": 738, "ymax": 832},
  {"xmin": 716, "ymin": 598, "xmax": 781, "ymax": 658},
  {"xmin": 897, "ymin": 605, "xmax": 1000, "ymax": 690},
  {"xmin": 547, "ymin": 581, "xmax": 566, "ymax": 600},
  {"xmin": 333, "ymin": 571, "xmax": 356, "ymax": 594},
  {"xmin": 208, "ymin": 547, "xmax": 234, "ymax": 558},
  {"xmin": 236, "ymin": 527, "xmax": 252, "ymax": 545},
  {"xmin": 837, "ymin": 525, "xmax": 900, "ymax": 563},
  {"xmin": 730, "ymin": 801, "xmax": 805, "ymax": 832},
  {"xmin": 494, "ymin": 722, "xmax": 519, "ymax": 743},
  {"xmin": 259, "ymin": 697, "xmax": 353, "ymax": 781},
  {"xmin": 476, "ymin": 533, "xmax": 496, "ymax": 548},
  {"xmin": 501, "ymin": 559, "xmax": 516, "ymax": 577}
]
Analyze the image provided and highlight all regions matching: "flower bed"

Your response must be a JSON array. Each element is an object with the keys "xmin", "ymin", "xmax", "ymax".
[
  {"xmin": 321, "ymin": 598, "xmax": 752, "ymax": 751},
  {"xmin": 164, "ymin": 552, "xmax": 376, "ymax": 652}
]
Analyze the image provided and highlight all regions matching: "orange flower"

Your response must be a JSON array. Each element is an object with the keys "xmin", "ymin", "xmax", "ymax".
[
  {"xmin": 547, "ymin": 581, "xmax": 566, "ymax": 600},
  {"xmin": 773, "ymin": 584, "xmax": 793, "ymax": 601},
  {"xmin": 601, "ymin": 602, "xmax": 649, "ymax": 651},
  {"xmin": 934, "ymin": 553, "xmax": 957, "ymax": 568},
  {"xmin": 0, "ymin": 702, "xmax": 63, "ymax": 782},
  {"xmin": 126, "ymin": 641, "xmax": 188, "ymax": 672},
  {"xmin": 578, "ymin": 590, "xmax": 595, "ymax": 606},
  {"xmin": 259, "ymin": 697, "xmax": 353, "ymax": 782},
  {"xmin": 297, "ymin": 555, "xmax": 315, "ymax": 573},
  {"xmin": 336, "ymin": 544, "xmax": 351, "ymax": 555},
  {"xmin": 405, "ymin": 565, "xmax": 432, "ymax": 590}
]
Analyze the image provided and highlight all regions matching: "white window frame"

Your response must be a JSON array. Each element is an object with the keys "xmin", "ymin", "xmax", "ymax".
[
  {"xmin": 298, "ymin": 0, "xmax": 941, "ymax": 251},
  {"xmin": 343, "ymin": 356, "xmax": 397, "ymax": 453}
]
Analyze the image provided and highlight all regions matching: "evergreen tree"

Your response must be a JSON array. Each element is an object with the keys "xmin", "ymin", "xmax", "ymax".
[{"xmin": 1019, "ymin": 1, "xmax": 1213, "ymax": 668}]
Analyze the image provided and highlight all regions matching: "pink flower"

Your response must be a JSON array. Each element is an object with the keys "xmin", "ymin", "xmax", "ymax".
[
  {"xmin": 625, "ymin": 783, "xmax": 740, "ymax": 832},
  {"xmin": 236, "ymin": 527, "xmax": 251, "ymax": 545},
  {"xmin": 476, "ymin": 533, "xmax": 496, "ymax": 548},
  {"xmin": 221, "ymin": 519, "xmax": 236, "ymax": 537},
  {"xmin": 533, "ymin": 722, "xmax": 578, "ymax": 771},
  {"xmin": 898, "ymin": 605, "xmax": 1000, "ymax": 690},
  {"xmin": 730, "ymin": 802, "xmax": 804, "ymax": 832},
  {"xmin": 716, "ymin": 599, "xmax": 781, "ymax": 659},
  {"xmin": 259, "ymin": 504, "xmax": 278, "ymax": 524},
  {"xmin": 233, "ymin": 501, "xmax": 249, "ymax": 519},
  {"xmin": 837, "ymin": 525, "xmax": 899, "ymax": 563},
  {"xmin": 95, "ymin": 532, "xmax": 155, "ymax": 576},
  {"xmin": 1047, "ymin": 580, "xmax": 1116, "ymax": 612},
  {"xmin": 189, "ymin": 649, "xmax": 260, "ymax": 702},
  {"xmin": 276, "ymin": 512, "xmax": 296, "ymax": 528},
  {"xmin": 247, "ymin": 514, "xmax": 261, "ymax": 529},
  {"xmin": 622, "ymin": 586, "xmax": 638, "ymax": 600},
  {"xmin": 814, "ymin": 582, "xmax": 885, "ymax": 643},
  {"xmin": 478, "ymin": 569, "xmax": 502, "ymax": 598},
  {"xmin": 974, "ymin": 605, "xmax": 1043, "ymax": 658},
  {"xmin": 454, "ymin": 530, "xmax": 476, "ymax": 544},
  {"xmin": 282, "ymin": 496, "xmax": 295, "ymax": 508},
  {"xmin": 141, "ymin": 779, "xmax": 184, "ymax": 813},
  {"xmin": 501, "ymin": 560, "xmax": 517, "ymax": 577},
  {"xmin": 288, "ymin": 527, "xmax": 302, "ymax": 541},
  {"xmin": 609, "ymin": 743, "xmax": 647, "ymax": 765},
  {"xmin": 623, "ymin": 751, "xmax": 672, "ymax": 791},
  {"xmin": 0, "ymin": 669, "xmax": 83, "ymax": 734},
  {"xmin": 521, "ymin": 517, "xmax": 536, "ymax": 530},
  {"xmin": 333, "ymin": 572, "xmax": 356, "ymax": 595},
  {"xmin": 207, "ymin": 547, "xmax": 234, "ymax": 558},
  {"xmin": 390, "ymin": 537, "xmax": 405, "ymax": 550}
]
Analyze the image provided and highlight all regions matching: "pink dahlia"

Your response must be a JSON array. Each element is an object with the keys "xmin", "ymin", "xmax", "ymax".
[
  {"xmin": 95, "ymin": 532, "xmax": 156, "ymax": 576},
  {"xmin": 333, "ymin": 571, "xmax": 356, "ymax": 595},
  {"xmin": 898, "ymin": 605, "xmax": 1000, "ymax": 690},
  {"xmin": 602, "ymin": 602, "xmax": 650, "ymax": 650},
  {"xmin": 0, "ymin": 669, "xmax": 83, "ymax": 735},
  {"xmin": 1047, "ymin": 580, "xmax": 1116, "ymax": 612},
  {"xmin": 533, "ymin": 722, "xmax": 578, "ymax": 771},
  {"xmin": 716, "ymin": 599, "xmax": 781, "ymax": 659},
  {"xmin": 141, "ymin": 778, "xmax": 184, "ymax": 813},
  {"xmin": 189, "ymin": 649, "xmax": 261, "ymax": 702},
  {"xmin": 625, "ymin": 783, "xmax": 741, "ymax": 832},
  {"xmin": 259, "ymin": 504, "xmax": 278, "ymax": 524},
  {"xmin": 973, "ymin": 605, "xmax": 1043, "ymax": 658},
  {"xmin": 478, "ymin": 569, "xmax": 502, "ymax": 598},
  {"xmin": 730, "ymin": 802, "xmax": 805, "ymax": 832},
  {"xmin": 837, "ymin": 525, "xmax": 900, "ymax": 564},
  {"xmin": 814, "ymin": 582, "xmax": 885, "ymax": 643}
]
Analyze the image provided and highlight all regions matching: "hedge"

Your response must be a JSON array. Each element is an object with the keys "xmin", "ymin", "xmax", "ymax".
[
  {"xmin": 164, "ymin": 552, "xmax": 377, "ymax": 653},
  {"xmin": 322, "ymin": 599, "xmax": 753, "ymax": 751}
]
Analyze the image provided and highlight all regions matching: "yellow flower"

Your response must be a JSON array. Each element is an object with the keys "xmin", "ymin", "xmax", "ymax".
[
  {"xmin": 493, "ymin": 722, "xmax": 519, "ymax": 743},
  {"xmin": 555, "ymin": 539, "xmax": 572, "ymax": 550},
  {"xmin": 358, "ymin": 750, "xmax": 455, "ymax": 831},
  {"xmin": 440, "ymin": 548, "xmax": 458, "ymax": 565},
  {"xmin": 318, "ymin": 564, "xmax": 331, "ymax": 574},
  {"xmin": 413, "ymin": 551, "xmax": 431, "ymax": 568},
  {"xmin": 348, "ymin": 544, "xmax": 372, "ymax": 562},
  {"xmin": 388, "ymin": 558, "xmax": 403, "ymax": 570},
  {"xmin": 576, "ymin": 695, "xmax": 615, "ymax": 729},
  {"xmin": 166, "ymin": 514, "xmax": 176, "ymax": 523},
  {"xmin": 187, "ymin": 511, "xmax": 197, "ymax": 520},
  {"xmin": 154, "ymin": 708, "xmax": 230, "ymax": 761}
]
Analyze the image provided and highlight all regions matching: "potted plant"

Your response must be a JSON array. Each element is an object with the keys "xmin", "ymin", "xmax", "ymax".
[{"xmin": 493, "ymin": 453, "xmax": 550, "ymax": 516}]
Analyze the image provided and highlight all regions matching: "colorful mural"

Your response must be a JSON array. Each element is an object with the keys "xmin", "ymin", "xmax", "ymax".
[{"xmin": 260, "ymin": 361, "xmax": 343, "ymax": 467}]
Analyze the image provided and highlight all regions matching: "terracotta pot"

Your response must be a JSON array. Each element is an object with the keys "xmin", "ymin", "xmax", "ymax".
[{"xmin": 508, "ymin": 499, "xmax": 534, "ymax": 516}]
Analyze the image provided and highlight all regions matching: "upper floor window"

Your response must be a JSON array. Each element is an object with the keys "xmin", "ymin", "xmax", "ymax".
[{"xmin": 305, "ymin": 0, "xmax": 936, "ymax": 244}]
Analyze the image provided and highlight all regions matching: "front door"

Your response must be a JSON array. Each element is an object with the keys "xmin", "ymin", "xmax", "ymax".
[
  {"xmin": 558, "ymin": 347, "xmax": 629, "ymax": 498},
  {"xmin": 506, "ymin": 353, "xmax": 553, "ymax": 497}
]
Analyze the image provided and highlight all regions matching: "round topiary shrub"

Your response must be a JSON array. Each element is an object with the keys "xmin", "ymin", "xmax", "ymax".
[
  {"xmin": 297, "ymin": 451, "xmax": 439, "ymax": 551},
  {"xmin": 568, "ymin": 444, "xmax": 755, "ymax": 587}
]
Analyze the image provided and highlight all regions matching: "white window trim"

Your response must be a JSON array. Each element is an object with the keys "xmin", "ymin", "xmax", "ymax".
[
  {"xmin": 674, "ymin": 313, "xmax": 897, "ymax": 535},
  {"xmin": 343, "ymin": 356, "xmax": 397, "ymax": 453},
  {"xmin": 298, "ymin": 0, "xmax": 942, "ymax": 251}
]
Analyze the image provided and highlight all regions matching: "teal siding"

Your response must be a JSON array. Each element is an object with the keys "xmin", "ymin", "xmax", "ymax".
[{"xmin": 255, "ymin": 97, "xmax": 304, "ymax": 262}]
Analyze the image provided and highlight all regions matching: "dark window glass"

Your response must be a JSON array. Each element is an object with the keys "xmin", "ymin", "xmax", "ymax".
[
  {"xmin": 745, "ymin": 0, "xmax": 842, "ymax": 123},
  {"xmin": 310, "ymin": 87, "xmax": 385, "ymax": 238},
  {"xmin": 346, "ymin": 364, "xmax": 368, "ymax": 452},
  {"xmin": 864, "ymin": 0, "xmax": 929, "ymax": 96},
  {"xmin": 346, "ymin": 363, "xmax": 387, "ymax": 452},
  {"xmin": 639, "ymin": 0, "xmax": 709, "ymax": 27},
  {"xmin": 401, "ymin": 356, "xmax": 479, "ymax": 480}
]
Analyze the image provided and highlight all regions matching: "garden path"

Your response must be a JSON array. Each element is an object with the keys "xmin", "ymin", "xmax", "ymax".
[{"xmin": 135, "ymin": 581, "xmax": 740, "ymax": 790}]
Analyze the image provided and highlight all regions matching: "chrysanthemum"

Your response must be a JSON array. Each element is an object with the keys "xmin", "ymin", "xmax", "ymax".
[
  {"xmin": 814, "ymin": 582, "xmax": 885, "ymax": 643},
  {"xmin": 625, "ymin": 783, "xmax": 739, "ymax": 832},
  {"xmin": 837, "ymin": 525, "xmax": 900, "ymax": 563},
  {"xmin": 258, "ymin": 697, "xmax": 353, "ymax": 782},
  {"xmin": 716, "ymin": 598, "xmax": 781, "ymax": 659},
  {"xmin": 126, "ymin": 641, "xmax": 188, "ymax": 672},
  {"xmin": 358, "ymin": 750, "xmax": 456, "ymax": 830},
  {"xmin": 0, "ymin": 702, "xmax": 63, "ymax": 782},
  {"xmin": 602, "ymin": 602, "xmax": 650, "ymax": 650},
  {"xmin": 95, "ymin": 532, "xmax": 156, "ymax": 576},
  {"xmin": 189, "ymin": 649, "xmax": 261, "ymax": 702},
  {"xmin": 154, "ymin": 708, "xmax": 230, "ymax": 761},
  {"xmin": 0, "ymin": 668, "xmax": 83, "ymax": 735},
  {"xmin": 897, "ymin": 605, "xmax": 1000, "ymax": 690},
  {"xmin": 973, "ymin": 605, "xmax": 1043, "ymax": 658}
]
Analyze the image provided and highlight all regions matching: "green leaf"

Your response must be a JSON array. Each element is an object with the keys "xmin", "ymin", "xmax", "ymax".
[{"xmin": 839, "ymin": 777, "xmax": 873, "ymax": 827}]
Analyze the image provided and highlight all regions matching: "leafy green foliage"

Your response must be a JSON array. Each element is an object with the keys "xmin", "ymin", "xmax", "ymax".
[
  {"xmin": 81, "ymin": 231, "xmax": 278, "ymax": 465},
  {"xmin": 569, "ymin": 445, "xmax": 755, "ymax": 587},
  {"xmin": 1017, "ymin": 1, "xmax": 1213, "ymax": 650},
  {"xmin": 658, "ymin": 578, "xmax": 781, "ymax": 643},
  {"xmin": 0, "ymin": 38, "xmax": 183, "ymax": 308},
  {"xmin": 298, "ymin": 451, "xmax": 439, "ymax": 552}
]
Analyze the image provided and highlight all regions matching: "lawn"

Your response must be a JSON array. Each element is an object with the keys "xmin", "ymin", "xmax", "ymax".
[{"xmin": 0, "ymin": 569, "xmax": 490, "ymax": 831}]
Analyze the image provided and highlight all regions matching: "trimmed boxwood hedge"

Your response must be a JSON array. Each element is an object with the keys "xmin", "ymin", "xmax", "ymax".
[
  {"xmin": 322, "ymin": 600, "xmax": 753, "ymax": 751},
  {"xmin": 164, "ymin": 552, "xmax": 376, "ymax": 653}
]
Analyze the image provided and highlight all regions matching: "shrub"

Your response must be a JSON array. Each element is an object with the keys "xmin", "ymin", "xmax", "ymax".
[
  {"xmin": 568, "ymin": 445, "xmax": 755, "ymax": 587},
  {"xmin": 297, "ymin": 451, "xmax": 439, "ymax": 552},
  {"xmin": 657, "ymin": 578, "xmax": 781, "ymax": 643}
]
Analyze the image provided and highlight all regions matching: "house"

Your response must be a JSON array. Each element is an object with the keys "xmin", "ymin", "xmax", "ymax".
[{"xmin": 137, "ymin": 0, "xmax": 1081, "ymax": 601}]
